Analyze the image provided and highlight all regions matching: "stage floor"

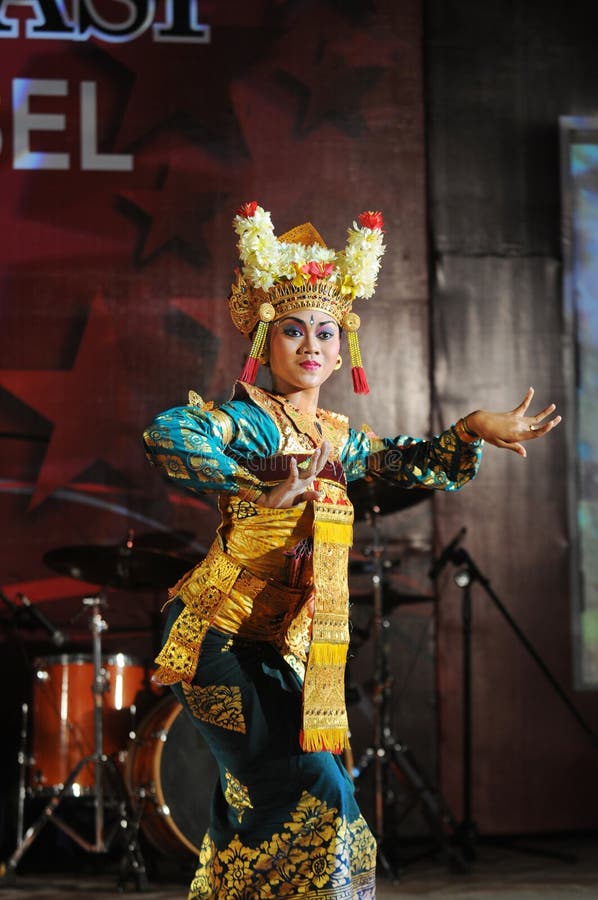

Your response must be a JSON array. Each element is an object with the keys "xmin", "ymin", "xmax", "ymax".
[{"xmin": 0, "ymin": 834, "xmax": 596, "ymax": 898}]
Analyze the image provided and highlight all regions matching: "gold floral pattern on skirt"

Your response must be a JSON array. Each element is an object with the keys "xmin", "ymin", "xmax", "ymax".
[
  {"xmin": 188, "ymin": 790, "xmax": 376, "ymax": 899},
  {"xmin": 224, "ymin": 770, "xmax": 254, "ymax": 822},
  {"xmin": 182, "ymin": 682, "xmax": 247, "ymax": 734}
]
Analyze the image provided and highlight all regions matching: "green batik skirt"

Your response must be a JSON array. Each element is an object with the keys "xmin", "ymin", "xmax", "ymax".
[{"xmin": 164, "ymin": 600, "xmax": 377, "ymax": 899}]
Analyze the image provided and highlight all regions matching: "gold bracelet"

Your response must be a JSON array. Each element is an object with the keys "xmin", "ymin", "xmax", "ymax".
[
  {"xmin": 462, "ymin": 415, "xmax": 479, "ymax": 438},
  {"xmin": 455, "ymin": 417, "xmax": 479, "ymax": 444}
]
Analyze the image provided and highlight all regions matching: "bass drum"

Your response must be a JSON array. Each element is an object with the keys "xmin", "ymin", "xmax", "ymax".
[{"xmin": 126, "ymin": 695, "xmax": 219, "ymax": 857}]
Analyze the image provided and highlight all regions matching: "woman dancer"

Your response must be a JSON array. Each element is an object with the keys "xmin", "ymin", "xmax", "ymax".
[{"xmin": 143, "ymin": 203, "xmax": 560, "ymax": 898}]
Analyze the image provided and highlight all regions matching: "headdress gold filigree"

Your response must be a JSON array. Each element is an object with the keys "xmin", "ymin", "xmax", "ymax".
[{"xmin": 228, "ymin": 202, "xmax": 385, "ymax": 393}]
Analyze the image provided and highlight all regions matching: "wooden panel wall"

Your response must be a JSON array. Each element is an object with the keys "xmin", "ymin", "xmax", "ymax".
[{"xmin": 426, "ymin": 0, "xmax": 598, "ymax": 832}]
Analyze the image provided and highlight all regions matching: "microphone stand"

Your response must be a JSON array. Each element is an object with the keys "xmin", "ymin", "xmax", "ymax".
[
  {"xmin": 0, "ymin": 590, "xmax": 67, "ymax": 647},
  {"xmin": 431, "ymin": 536, "xmax": 597, "ymax": 862},
  {"xmin": 17, "ymin": 594, "xmax": 68, "ymax": 647}
]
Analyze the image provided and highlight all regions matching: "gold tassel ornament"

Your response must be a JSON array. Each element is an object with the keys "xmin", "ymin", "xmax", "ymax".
[
  {"xmin": 239, "ymin": 302, "xmax": 275, "ymax": 384},
  {"xmin": 343, "ymin": 312, "xmax": 370, "ymax": 395}
]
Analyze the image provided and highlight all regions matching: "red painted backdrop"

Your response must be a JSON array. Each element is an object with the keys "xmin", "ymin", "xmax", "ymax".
[{"xmin": 0, "ymin": 0, "xmax": 430, "ymax": 851}]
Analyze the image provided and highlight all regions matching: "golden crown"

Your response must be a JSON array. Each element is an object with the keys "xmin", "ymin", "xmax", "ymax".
[{"xmin": 228, "ymin": 202, "xmax": 385, "ymax": 393}]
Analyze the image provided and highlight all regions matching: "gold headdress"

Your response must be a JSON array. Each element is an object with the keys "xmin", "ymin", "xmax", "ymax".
[{"xmin": 228, "ymin": 202, "xmax": 385, "ymax": 393}]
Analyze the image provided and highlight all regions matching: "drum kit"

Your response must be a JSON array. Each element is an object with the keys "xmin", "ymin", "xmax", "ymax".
[{"xmin": 0, "ymin": 535, "xmax": 215, "ymax": 888}]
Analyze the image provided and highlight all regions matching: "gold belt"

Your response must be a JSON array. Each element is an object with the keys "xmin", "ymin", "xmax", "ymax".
[
  {"xmin": 212, "ymin": 568, "xmax": 306, "ymax": 641},
  {"xmin": 153, "ymin": 542, "xmax": 306, "ymax": 685}
]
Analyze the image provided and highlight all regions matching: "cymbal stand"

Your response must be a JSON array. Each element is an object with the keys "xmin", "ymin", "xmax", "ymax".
[
  {"xmin": 16, "ymin": 702, "xmax": 29, "ymax": 850},
  {"xmin": 355, "ymin": 508, "xmax": 466, "ymax": 878},
  {"xmin": 0, "ymin": 595, "xmax": 148, "ymax": 891},
  {"xmin": 0, "ymin": 592, "xmax": 30, "ymax": 852}
]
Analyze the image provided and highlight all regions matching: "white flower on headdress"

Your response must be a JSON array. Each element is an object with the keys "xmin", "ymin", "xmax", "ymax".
[
  {"xmin": 233, "ymin": 203, "xmax": 281, "ymax": 290},
  {"xmin": 233, "ymin": 203, "xmax": 385, "ymax": 299},
  {"xmin": 337, "ymin": 217, "xmax": 385, "ymax": 299}
]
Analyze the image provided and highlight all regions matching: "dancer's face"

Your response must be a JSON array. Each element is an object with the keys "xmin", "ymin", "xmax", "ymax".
[{"xmin": 268, "ymin": 309, "xmax": 341, "ymax": 396}]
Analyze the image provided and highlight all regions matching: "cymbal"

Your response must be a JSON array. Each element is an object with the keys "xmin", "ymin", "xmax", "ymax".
[
  {"xmin": 348, "ymin": 478, "xmax": 431, "ymax": 520},
  {"xmin": 43, "ymin": 544, "xmax": 195, "ymax": 591}
]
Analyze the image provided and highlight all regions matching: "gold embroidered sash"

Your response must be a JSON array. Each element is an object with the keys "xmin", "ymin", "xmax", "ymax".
[{"xmin": 300, "ymin": 500, "xmax": 353, "ymax": 753}]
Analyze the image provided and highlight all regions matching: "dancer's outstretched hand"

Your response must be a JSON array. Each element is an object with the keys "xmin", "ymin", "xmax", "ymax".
[{"xmin": 465, "ymin": 388, "xmax": 561, "ymax": 458}]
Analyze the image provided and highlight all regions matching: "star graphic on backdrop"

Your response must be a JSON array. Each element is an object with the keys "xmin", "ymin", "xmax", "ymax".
[
  {"xmin": 118, "ymin": 139, "xmax": 248, "ymax": 266},
  {"xmin": 264, "ymin": 4, "xmax": 395, "ymax": 138},
  {"xmin": 170, "ymin": 297, "xmax": 246, "ymax": 401},
  {"xmin": 0, "ymin": 292, "xmax": 136, "ymax": 508},
  {"xmin": 229, "ymin": 80, "xmax": 389, "ymax": 219},
  {"xmin": 101, "ymin": 23, "xmax": 275, "ymax": 152},
  {"xmin": 280, "ymin": 45, "xmax": 383, "ymax": 137}
]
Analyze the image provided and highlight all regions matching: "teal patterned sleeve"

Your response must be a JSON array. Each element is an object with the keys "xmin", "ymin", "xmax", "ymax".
[
  {"xmin": 143, "ymin": 398, "xmax": 280, "ymax": 498},
  {"xmin": 341, "ymin": 424, "xmax": 483, "ymax": 491}
]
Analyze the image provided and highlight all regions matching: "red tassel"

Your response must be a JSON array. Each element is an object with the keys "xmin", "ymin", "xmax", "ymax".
[
  {"xmin": 239, "ymin": 355, "xmax": 260, "ymax": 384},
  {"xmin": 351, "ymin": 365, "xmax": 370, "ymax": 395}
]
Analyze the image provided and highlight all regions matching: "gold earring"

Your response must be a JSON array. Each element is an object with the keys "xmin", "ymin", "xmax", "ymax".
[{"xmin": 334, "ymin": 355, "xmax": 343, "ymax": 371}]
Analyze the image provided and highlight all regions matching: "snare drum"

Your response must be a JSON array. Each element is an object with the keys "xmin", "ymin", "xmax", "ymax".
[
  {"xmin": 125, "ymin": 695, "xmax": 218, "ymax": 857},
  {"xmin": 30, "ymin": 653, "xmax": 148, "ymax": 794}
]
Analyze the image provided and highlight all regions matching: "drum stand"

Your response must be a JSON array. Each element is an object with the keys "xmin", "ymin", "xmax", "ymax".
[
  {"xmin": 354, "ymin": 509, "xmax": 467, "ymax": 880},
  {"xmin": 0, "ymin": 595, "xmax": 148, "ymax": 892}
]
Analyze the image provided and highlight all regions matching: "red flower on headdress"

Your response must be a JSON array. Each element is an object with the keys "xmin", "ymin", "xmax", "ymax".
[
  {"xmin": 358, "ymin": 210, "xmax": 384, "ymax": 231},
  {"xmin": 301, "ymin": 261, "xmax": 335, "ymax": 284},
  {"xmin": 236, "ymin": 201, "xmax": 258, "ymax": 218}
]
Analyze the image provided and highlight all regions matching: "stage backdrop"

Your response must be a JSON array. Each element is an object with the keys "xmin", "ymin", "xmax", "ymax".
[
  {"xmin": 0, "ymin": 0, "xmax": 432, "ymax": 851},
  {"xmin": 427, "ymin": 0, "xmax": 598, "ymax": 834}
]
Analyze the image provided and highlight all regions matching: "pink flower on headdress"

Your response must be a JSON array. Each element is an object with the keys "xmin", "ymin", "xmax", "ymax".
[
  {"xmin": 301, "ymin": 261, "xmax": 335, "ymax": 284},
  {"xmin": 358, "ymin": 210, "xmax": 384, "ymax": 231},
  {"xmin": 236, "ymin": 201, "xmax": 258, "ymax": 218}
]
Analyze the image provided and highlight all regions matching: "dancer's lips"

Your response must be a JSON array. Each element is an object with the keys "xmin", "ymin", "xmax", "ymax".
[{"xmin": 299, "ymin": 360, "xmax": 321, "ymax": 371}]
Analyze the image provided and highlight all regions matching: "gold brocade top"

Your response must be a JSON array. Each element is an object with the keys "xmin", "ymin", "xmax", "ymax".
[
  {"xmin": 211, "ymin": 499, "xmax": 316, "ymax": 656},
  {"xmin": 144, "ymin": 382, "xmax": 483, "ymax": 752},
  {"xmin": 220, "ymin": 490, "xmax": 314, "ymax": 584}
]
